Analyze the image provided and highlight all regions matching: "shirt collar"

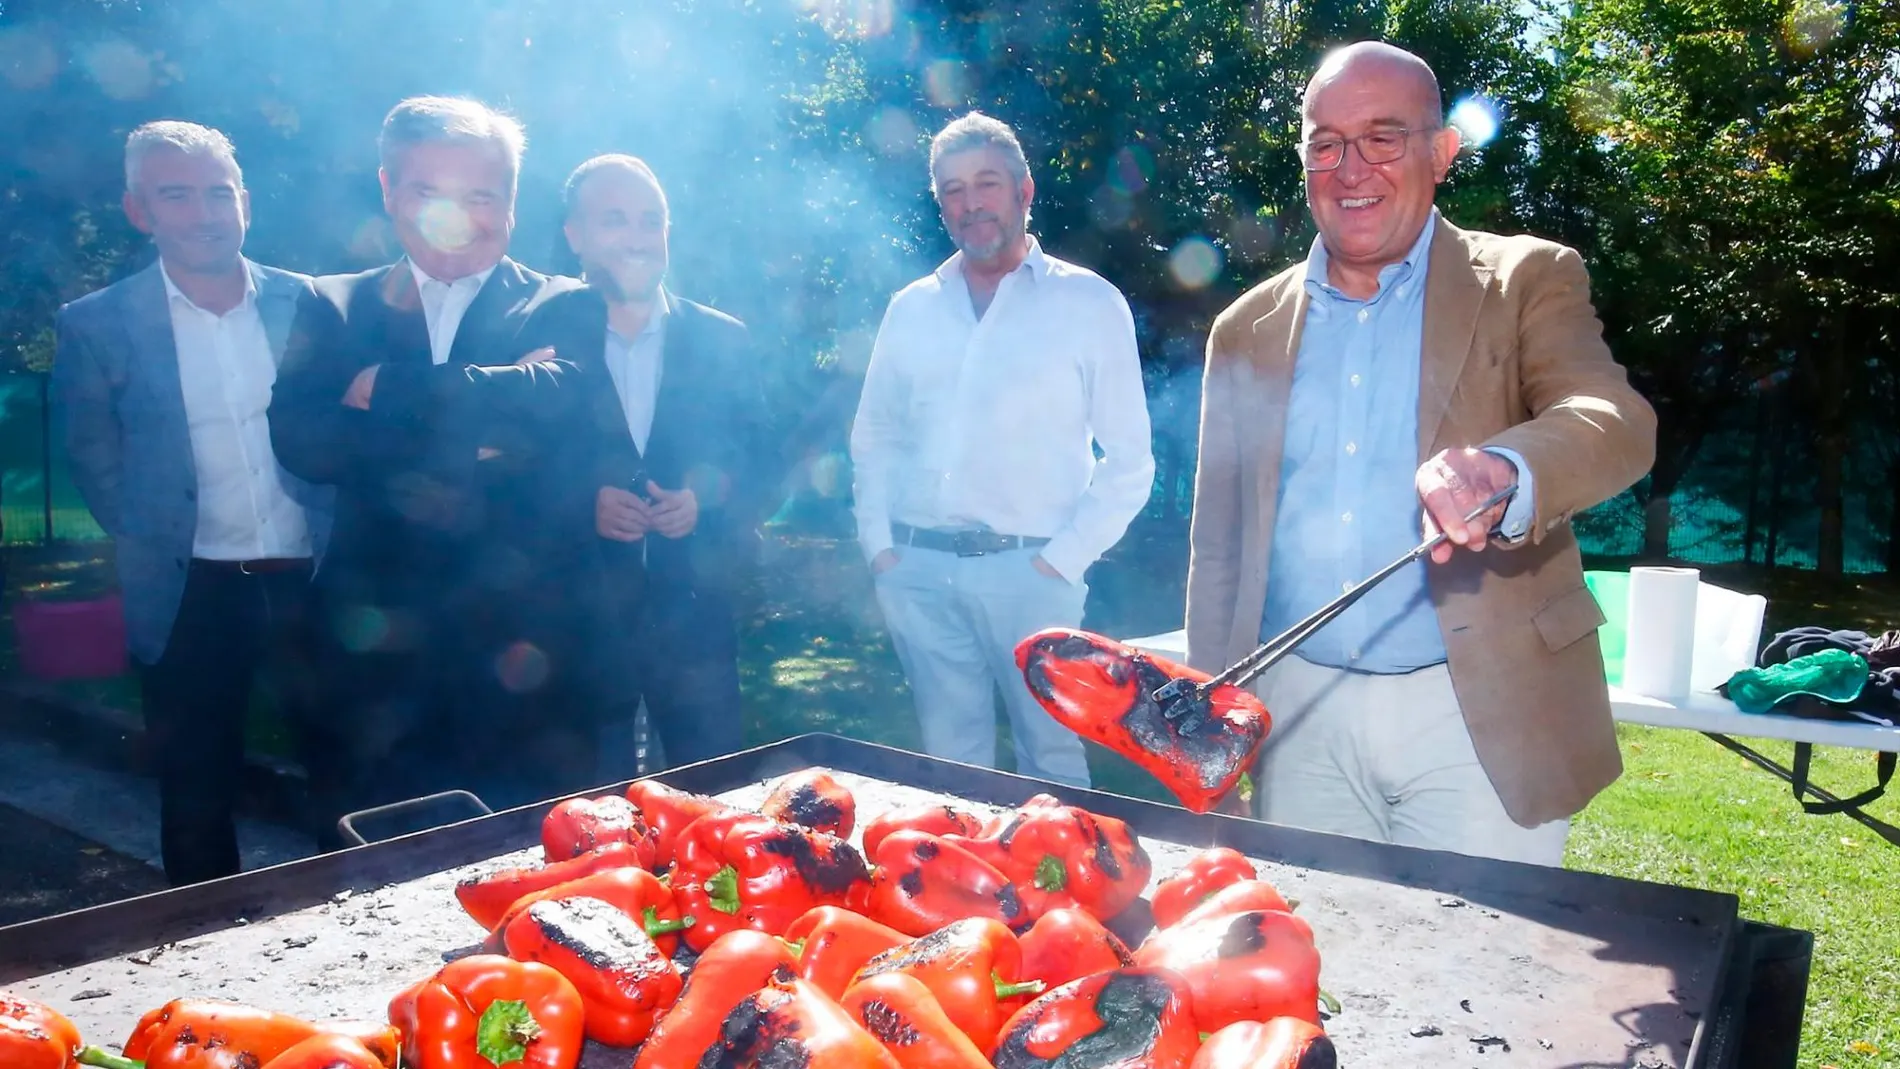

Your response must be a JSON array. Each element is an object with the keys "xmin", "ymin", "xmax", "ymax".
[
  {"xmin": 407, "ymin": 257, "xmax": 498, "ymax": 295},
  {"xmin": 160, "ymin": 257, "xmax": 257, "ymax": 313},
  {"xmin": 608, "ymin": 286, "xmax": 672, "ymax": 347},
  {"xmin": 1303, "ymin": 208, "xmax": 1439, "ymax": 303},
  {"xmin": 933, "ymin": 232, "xmax": 1049, "ymax": 286}
]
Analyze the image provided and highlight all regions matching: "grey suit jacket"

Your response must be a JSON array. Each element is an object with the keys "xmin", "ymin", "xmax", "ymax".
[{"xmin": 50, "ymin": 259, "xmax": 335, "ymax": 665}]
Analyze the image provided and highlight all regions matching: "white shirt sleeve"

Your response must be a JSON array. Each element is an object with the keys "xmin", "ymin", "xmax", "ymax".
[
  {"xmin": 848, "ymin": 297, "xmax": 906, "ymax": 563},
  {"xmin": 1036, "ymin": 287, "xmax": 1156, "ymax": 581}
]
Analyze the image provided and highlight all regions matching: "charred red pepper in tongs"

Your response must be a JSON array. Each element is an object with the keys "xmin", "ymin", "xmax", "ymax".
[
  {"xmin": 1133, "ymin": 909, "xmax": 1324, "ymax": 1031},
  {"xmin": 670, "ymin": 811, "xmax": 871, "ymax": 952},
  {"xmin": 500, "ymin": 896, "xmax": 684, "ymax": 1048},
  {"xmin": 3, "ymin": 995, "xmax": 82, "ymax": 1069},
  {"xmin": 694, "ymin": 973, "xmax": 902, "ymax": 1068},
  {"xmin": 851, "ymin": 917, "xmax": 1046, "ymax": 1051},
  {"xmin": 631, "ymin": 930, "xmax": 801, "ymax": 1069},
  {"xmin": 990, "ymin": 968, "xmax": 1201, "ymax": 1069},
  {"xmin": 864, "ymin": 830, "xmax": 1028, "ymax": 936},
  {"xmin": 624, "ymin": 780, "xmax": 743, "ymax": 869},
  {"xmin": 861, "ymin": 803, "xmax": 985, "ymax": 859},
  {"xmin": 760, "ymin": 767, "xmax": 857, "ymax": 839},
  {"xmin": 1016, "ymin": 907, "xmax": 1136, "ymax": 991},
  {"xmin": 841, "ymin": 973, "xmax": 995, "ymax": 1069},
  {"xmin": 1151, "ymin": 847, "xmax": 1258, "ymax": 928},
  {"xmin": 783, "ymin": 904, "xmax": 912, "ymax": 998},
  {"xmin": 483, "ymin": 866, "xmax": 693, "ymax": 955},
  {"xmin": 540, "ymin": 794, "xmax": 657, "ymax": 866},
  {"xmin": 454, "ymin": 840, "xmax": 646, "ymax": 929},
  {"xmin": 1015, "ymin": 628, "xmax": 1270, "ymax": 814},
  {"xmin": 955, "ymin": 794, "xmax": 1152, "ymax": 923},
  {"xmin": 1191, "ymin": 1018, "xmax": 1335, "ymax": 1069}
]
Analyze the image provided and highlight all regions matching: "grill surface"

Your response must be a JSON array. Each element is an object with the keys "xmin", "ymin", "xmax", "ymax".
[{"xmin": 0, "ymin": 734, "xmax": 1770, "ymax": 1067}]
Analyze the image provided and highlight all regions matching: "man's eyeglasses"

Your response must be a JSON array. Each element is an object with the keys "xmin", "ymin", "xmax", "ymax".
[{"xmin": 1300, "ymin": 127, "xmax": 1438, "ymax": 172}]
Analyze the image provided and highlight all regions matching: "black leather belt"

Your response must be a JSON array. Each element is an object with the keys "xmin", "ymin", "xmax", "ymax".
[
  {"xmin": 892, "ymin": 523, "xmax": 1050, "ymax": 557},
  {"xmin": 193, "ymin": 557, "xmax": 312, "ymax": 575}
]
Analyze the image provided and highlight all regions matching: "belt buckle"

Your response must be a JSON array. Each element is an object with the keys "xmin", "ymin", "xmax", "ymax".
[
  {"xmin": 237, "ymin": 560, "xmax": 255, "ymax": 575},
  {"xmin": 952, "ymin": 531, "xmax": 988, "ymax": 557}
]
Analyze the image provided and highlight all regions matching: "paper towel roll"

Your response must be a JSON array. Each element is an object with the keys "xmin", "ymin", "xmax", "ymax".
[{"xmin": 1623, "ymin": 566, "xmax": 1700, "ymax": 699}]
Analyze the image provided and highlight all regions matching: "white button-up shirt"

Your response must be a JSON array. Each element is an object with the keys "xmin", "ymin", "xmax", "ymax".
[
  {"xmin": 162, "ymin": 260, "xmax": 311, "ymax": 560},
  {"xmin": 409, "ymin": 260, "xmax": 496, "ymax": 365},
  {"xmin": 849, "ymin": 237, "xmax": 1156, "ymax": 581},
  {"xmin": 603, "ymin": 288, "xmax": 671, "ymax": 455}
]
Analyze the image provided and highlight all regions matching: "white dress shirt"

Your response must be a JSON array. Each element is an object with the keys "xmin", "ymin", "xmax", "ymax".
[
  {"xmin": 602, "ymin": 288, "xmax": 671, "ymax": 455},
  {"xmin": 162, "ymin": 260, "xmax": 311, "ymax": 560},
  {"xmin": 408, "ymin": 260, "xmax": 497, "ymax": 365},
  {"xmin": 849, "ymin": 236, "xmax": 1156, "ymax": 582}
]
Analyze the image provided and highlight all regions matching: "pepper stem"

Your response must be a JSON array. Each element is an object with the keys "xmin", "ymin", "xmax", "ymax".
[
  {"xmin": 77, "ymin": 1048, "xmax": 144, "ymax": 1069},
  {"xmin": 1237, "ymin": 771, "xmax": 1256, "ymax": 803},
  {"xmin": 476, "ymin": 998, "xmax": 542, "ymax": 1066},
  {"xmin": 642, "ymin": 905, "xmax": 694, "ymax": 936},
  {"xmin": 1033, "ymin": 855, "xmax": 1067, "ymax": 892},
  {"xmin": 1318, "ymin": 988, "xmax": 1342, "ymax": 1015},
  {"xmin": 781, "ymin": 937, "xmax": 807, "ymax": 956},
  {"xmin": 704, "ymin": 864, "xmax": 742, "ymax": 915},
  {"xmin": 993, "ymin": 974, "xmax": 1046, "ymax": 1000}
]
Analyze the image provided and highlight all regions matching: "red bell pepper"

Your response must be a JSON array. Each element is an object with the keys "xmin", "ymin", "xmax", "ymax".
[
  {"xmin": 759, "ymin": 767, "xmax": 857, "ymax": 839},
  {"xmin": 840, "ymin": 972, "xmax": 994, "ymax": 1069},
  {"xmin": 500, "ymin": 896, "xmax": 684, "ymax": 1048},
  {"xmin": 851, "ymin": 917, "xmax": 1045, "ymax": 1051},
  {"xmin": 864, "ymin": 830, "xmax": 1028, "ymax": 936},
  {"xmin": 110, "ymin": 1000, "xmax": 399, "ymax": 1069},
  {"xmin": 1190, "ymin": 1018, "xmax": 1335, "ymax": 1069},
  {"xmin": 1016, "ymin": 907, "xmax": 1135, "ymax": 991},
  {"xmin": 955, "ymin": 794, "xmax": 1151, "ymax": 923},
  {"xmin": 258, "ymin": 1035, "xmax": 391, "ymax": 1069},
  {"xmin": 670, "ymin": 811, "xmax": 870, "ymax": 952},
  {"xmin": 1132, "ymin": 909, "xmax": 1323, "ymax": 1031},
  {"xmin": 454, "ymin": 840, "xmax": 645, "ymax": 930},
  {"xmin": 694, "ymin": 973, "xmax": 901, "ymax": 1068},
  {"xmin": 388, "ymin": 954, "xmax": 585, "ymax": 1069},
  {"xmin": 861, "ymin": 803, "xmax": 984, "ymax": 860},
  {"xmin": 540, "ymin": 795, "xmax": 656, "ymax": 866},
  {"xmin": 782, "ymin": 904, "xmax": 911, "ymax": 998},
  {"xmin": 482, "ymin": 866, "xmax": 693, "ymax": 956},
  {"xmin": 1151, "ymin": 847, "xmax": 1257, "ymax": 928},
  {"xmin": 1015, "ymin": 627, "xmax": 1270, "ymax": 814},
  {"xmin": 1175, "ymin": 879, "xmax": 1295, "ymax": 929},
  {"xmin": 990, "ymin": 968, "xmax": 1200, "ymax": 1069},
  {"xmin": 623, "ymin": 781, "xmax": 742, "ymax": 869},
  {"xmin": 631, "ymin": 930, "xmax": 801, "ymax": 1069},
  {"xmin": 3, "ymin": 995, "xmax": 82, "ymax": 1069}
]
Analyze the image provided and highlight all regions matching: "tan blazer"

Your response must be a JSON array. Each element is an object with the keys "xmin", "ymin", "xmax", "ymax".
[{"xmin": 1183, "ymin": 216, "xmax": 1658, "ymax": 828}]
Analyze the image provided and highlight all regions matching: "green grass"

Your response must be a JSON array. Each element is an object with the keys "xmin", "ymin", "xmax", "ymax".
[{"xmin": 5, "ymin": 531, "xmax": 1898, "ymax": 1064}]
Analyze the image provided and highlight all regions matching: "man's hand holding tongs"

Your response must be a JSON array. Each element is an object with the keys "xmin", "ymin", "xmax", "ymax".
[{"xmin": 1417, "ymin": 446, "xmax": 1520, "ymax": 563}]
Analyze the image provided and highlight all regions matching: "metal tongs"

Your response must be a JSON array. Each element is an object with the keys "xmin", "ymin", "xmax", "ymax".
[{"xmin": 1154, "ymin": 485, "xmax": 1518, "ymax": 734}]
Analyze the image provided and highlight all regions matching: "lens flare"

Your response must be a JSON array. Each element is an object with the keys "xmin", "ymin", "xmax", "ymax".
[
  {"xmin": 1168, "ymin": 236, "xmax": 1223, "ymax": 290},
  {"xmin": 1567, "ymin": 77, "xmax": 1618, "ymax": 135},
  {"xmin": 0, "ymin": 26, "xmax": 60, "ymax": 91},
  {"xmin": 1783, "ymin": 0, "xmax": 1847, "ymax": 56},
  {"xmin": 1449, "ymin": 97, "xmax": 1501, "ymax": 147},
  {"xmin": 335, "ymin": 605, "xmax": 391, "ymax": 653},
  {"xmin": 82, "ymin": 38, "xmax": 156, "ymax": 101},
  {"xmin": 1109, "ymin": 145, "xmax": 1155, "ymax": 195},
  {"xmin": 811, "ymin": 452, "xmax": 849, "ymax": 498},
  {"xmin": 924, "ymin": 59, "xmax": 970, "ymax": 108},
  {"xmin": 415, "ymin": 197, "xmax": 476, "ymax": 252},
  {"xmin": 1090, "ymin": 186, "xmax": 1134, "ymax": 230},
  {"xmin": 867, "ymin": 107, "xmax": 920, "ymax": 157},
  {"xmin": 495, "ymin": 642, "xmax": 550, "ymax": 694}
]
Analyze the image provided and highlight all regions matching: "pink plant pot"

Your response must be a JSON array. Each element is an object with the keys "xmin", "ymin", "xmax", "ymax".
[{"xmin": 13, "ymin": 593, "xmax": 129, "ymax": 680}]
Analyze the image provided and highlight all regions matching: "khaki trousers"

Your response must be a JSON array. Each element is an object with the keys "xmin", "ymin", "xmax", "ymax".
[{"xmin": 1251, "ymin": 655, "xmax": 1570, "ymax": 867}]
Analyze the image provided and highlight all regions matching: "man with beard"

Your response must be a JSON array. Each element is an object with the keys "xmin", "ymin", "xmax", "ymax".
[
  {"xmin": 53, "ymin": 121, "xmax": 331, "ymax": 884},
  {"xmin": 525, "ymin": 154, "xmax": 768, "ymax": 777},
  {"xmin": 849, "ymin": 112, "xmax": 1156, "ymax": 787},
  {"xmin": 268, "ymin": 96, "xmax": 583, "ymax": 842}
]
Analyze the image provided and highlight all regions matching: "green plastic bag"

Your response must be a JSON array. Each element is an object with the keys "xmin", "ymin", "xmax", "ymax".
[
  {"xmin": 1722, "ymin": 648, "xmax": 1869, "ymax": 715},
  {"xmin": 1583, "ymin": 570, "xmax": 1630, "ymax": 686}
]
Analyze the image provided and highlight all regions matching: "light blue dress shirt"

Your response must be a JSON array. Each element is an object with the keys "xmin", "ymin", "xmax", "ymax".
[{"xmin": 1261, "ymin": 212, "xmax": 1533, "ymax": 673}]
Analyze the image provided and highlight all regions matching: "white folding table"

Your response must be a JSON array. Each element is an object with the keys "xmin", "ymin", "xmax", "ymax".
[{"xmin": 1122, "ymin": 629, "xmax": 1900, "ymax": 848}]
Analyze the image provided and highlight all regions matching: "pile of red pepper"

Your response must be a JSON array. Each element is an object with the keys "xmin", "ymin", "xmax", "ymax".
[{"xmin": 7, "ymin": 769, "xmax": 1336, "ymax": 1069}]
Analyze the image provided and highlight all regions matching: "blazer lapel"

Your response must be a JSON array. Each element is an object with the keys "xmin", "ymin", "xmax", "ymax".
[
  {"xmin": 579, "ymin": 290, "xmax": 643, "ymax": 464},
  {"xmin": 448, "ymin": 259, "xmax": 528, "ymax": 366},
  {"xmin": 376, "ymin": 263, "xmax": 434, "ymax": 365},
  {"xmin": 124, "ymin": 263, "xmax": 197, "ymax": 483},
  {"xmin": 1417, "ymin": 217, "xmax": 1493, "ymax": 459},
  {"xmin": 250, "ymin": 262, "xmax": 297, "ymax": 362}
]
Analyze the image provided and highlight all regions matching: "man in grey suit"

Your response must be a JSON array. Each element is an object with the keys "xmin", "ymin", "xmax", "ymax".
[{"xmin": 52, "ymin": 120, "xmax": 333, "ymax": 886}]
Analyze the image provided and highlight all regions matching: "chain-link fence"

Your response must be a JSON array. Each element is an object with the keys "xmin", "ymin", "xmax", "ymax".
[{"xmin": 1, "ymin": 372, "xmax": 105, "ymax": 547}]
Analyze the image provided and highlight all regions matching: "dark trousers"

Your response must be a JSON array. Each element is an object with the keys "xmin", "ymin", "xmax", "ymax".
[
  {"xmin": 599, "ymin": 588, "xmax": 745, "ymax": 779},
  {"xmin": 137, "ymin": 558, "xmax": 315, "ymax": 886}
]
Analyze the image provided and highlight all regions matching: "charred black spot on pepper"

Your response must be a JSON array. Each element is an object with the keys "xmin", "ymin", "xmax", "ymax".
[
  {"xmin": 232, "ymin": 1054, "xmax": 261, "ymax": 1069},
  {"xmin": 1084, "ymin": 816, "xmax": 1125, "ymax": 881},
  {"xmin": 913, "ymin": 838, "xmax": 941, "ymax": 861},
  {"xmin": 857, "ymin": 997, "xmax": 922, "ymax": 1046},
  {"xmin": 1217, "ymin": 912, "xmax": 1269, "ymax": 958},
  {"xmin": 759, "ymin": 828, "xmax": 870, "ymax": 896},
  {"xmin": 898, "ymin": 869, "xmax": 925, "ymax": 896},
  {"xmin": 998, "ymin": 884, "xmax": 1025, "ymax": 922},
  {"xmin": 1299, "ymin": 1035, "xmax": 1340, "ymax": 1069},
  {"xmin": 527, "ymin": 897, "xmax": 656, "ymax": 971},
  {"xmin": 783, "ymin": 783, "xmax": 844, "ymax": 831},
  {"xmin": 175, "ymin": 1025, "xmax": 199, "ymax": 1047},
  {"xmin": 859, "ymin": 922, "xmax": 960, "ymax": 975},
  {"xmin": 698, "ymin": 992, "xmax": 816, "ymax": 1069},
  {"xmin": 994, "ymin": 812, "xmax": 1027, "ymax": 849}
]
